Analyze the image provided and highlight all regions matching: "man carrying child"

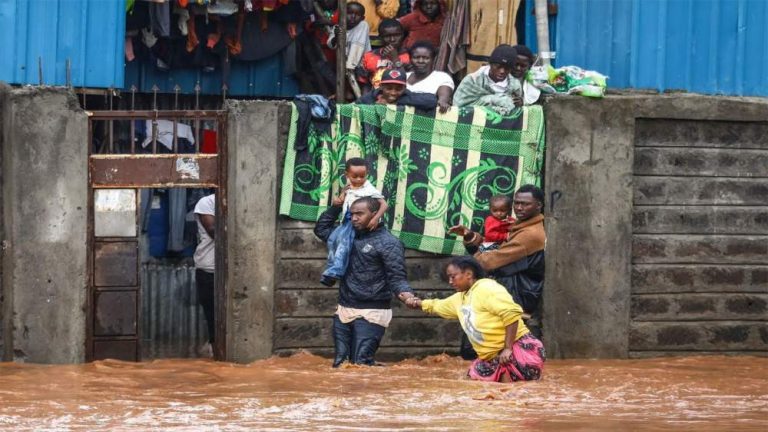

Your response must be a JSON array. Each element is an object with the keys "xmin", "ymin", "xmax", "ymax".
[{"xmin": 314, "ymin": 158, "xmax": 416, "ymax": 367}]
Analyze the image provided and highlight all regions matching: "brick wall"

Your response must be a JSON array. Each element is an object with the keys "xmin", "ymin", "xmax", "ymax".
[
  {"xmin": 273, "ymin": 219, "xmax": 460, "ymax": 360},
  {"xmin": 630, "ymin": 118, "xmax": 768, "ymax": 356}
]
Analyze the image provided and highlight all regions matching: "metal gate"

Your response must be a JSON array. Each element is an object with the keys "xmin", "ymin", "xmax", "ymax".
[{"xmin": 86, "ymin": 109, "xmax": 227, "ymax": 361}]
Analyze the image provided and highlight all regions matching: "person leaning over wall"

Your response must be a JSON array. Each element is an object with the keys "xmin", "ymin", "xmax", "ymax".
[
  {"xmin": 357, "ymin": 68, "xmax": 438, "ymax": 110},
  {"xmin": 452, "ymin": 44, "xmax": 523, "ymax": 115},
  {"xmin": 406, "ymin": 40, "xmax": 454, "ymax": 113},
  {"xmin": 511, "ymin": 44, "xmax": 541, "ymax": 106}
]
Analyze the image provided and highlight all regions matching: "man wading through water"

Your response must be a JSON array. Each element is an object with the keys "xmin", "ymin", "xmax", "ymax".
[{"xmin": 314, "ymin": 196, "xmax": 416, "ymax": 367}]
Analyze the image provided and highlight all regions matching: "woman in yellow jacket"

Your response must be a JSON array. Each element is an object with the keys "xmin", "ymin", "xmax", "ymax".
[{"xmin": 405, "ymin": 256, "xmax": 545, "ymax": 382}]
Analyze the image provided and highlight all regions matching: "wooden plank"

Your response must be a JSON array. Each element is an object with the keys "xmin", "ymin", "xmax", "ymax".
[
  {"xmin": 90, "ymin": 154, "xmax": 218, "ymax": 188},
  {"xmin": 629, "ymin": 321, "xmax": 768, "ymax": 351},
  {"xmin": 279, "ymin": 228, "xmax": 450, "ymax": 259},
  {"xmin": 632, "ymin": 264, "xmax": 767, "ymax": 294},
  {"xmin": 632, "ymin": 206, "xmax": 768, "ymax": 234},
  {"xmin": 634, "ymin": 119, "xmax": 768, "ymax": 149},
  {"xmin": 634, "ymin": 147, "xmax": 768, "ymax": 177},
  {"xmin": 634, "ymin": 177, "xmax": 768, "ymax": 205},
  {"xmin": 275, "ymin": 288, "xmax": 455, "ymax": 318},
  {"xmin": 273, "ymin": 317, "xmax": 463, "ymax": 349},
  {"xmin": 277, "ymin": 258, "xmax": 450, "ymax": 290},
  {"xmin": 632, "ymin": 234, "xmax": 768, "ymax": 264},
  {"xmin": 631, "ymin": 293, "xmax": 768, "ymax": 321}
]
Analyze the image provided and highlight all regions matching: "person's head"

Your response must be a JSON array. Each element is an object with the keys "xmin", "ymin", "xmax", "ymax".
[
  {"xmin": 320, "ymin": 0, "xmax": 338, "ymax": 10},
  {"xmin": 344, "ymin": 157, "xmax": 369, "ymax": 188},
  {"xmin": 378, "ymin": 69, "xmax": 407, "ymax": 102},
  {"xmin": 350, "ymin": 196, "xmax": 381, "ymax": 231},
  {"xmin": 409, "ymin": 41, "xmax": 436, "ymax": 75},
  {"xmin": 511, "ymin": 45, "xmax": 534, "ymax": 79},
  {"xmin": 444, "ymin": 256, "xmax": 486, "ymax": 292},
  {"xmin": 513, "ymin": 184, "xmax": 544, "ymax": 221},
  {"xmin": 488, "ymin": 44, "xmax": 517, "ymax": 83},
  {"xmin": 347, "ymin": 2, "xmax": 365, "ymax": 28},
  {"xmin": 378, "ymin": 19, "xmax": 405, "ymax": 49},
  {"xmin": 418, "ymin": 0, "xmax": 441, "ymax": 19},
  {"xmin": 489, "ymin": 194, "xmax": 513, "ymax": 221}
]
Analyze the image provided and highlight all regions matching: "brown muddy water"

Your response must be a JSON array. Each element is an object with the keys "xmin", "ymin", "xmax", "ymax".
[{"xmin": 1, "ymin": 353, "xmax": 766, "ymax": 431}]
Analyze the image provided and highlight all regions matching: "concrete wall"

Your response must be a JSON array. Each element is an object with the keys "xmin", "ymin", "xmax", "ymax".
[
  {"xmin": 1, "ymin": 86, "xmax": 88, "ymax": 363},
  {"xmin": 223, "ymin": 100, "xmax": 287, "ymax": 362},
  {"xmin": 544, "ymin": 94, "xmax": 768, "ymax": 358}
]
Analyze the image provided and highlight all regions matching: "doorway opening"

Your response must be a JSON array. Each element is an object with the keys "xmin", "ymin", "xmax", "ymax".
[{"xmin": 86, "ymin": 110, "xmax": 227, "ymax": 361}]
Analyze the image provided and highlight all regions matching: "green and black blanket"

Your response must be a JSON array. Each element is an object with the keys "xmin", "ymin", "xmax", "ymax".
[{"xmin": 279, "ymin": 104, "xmax": 546, "ymax": 255}]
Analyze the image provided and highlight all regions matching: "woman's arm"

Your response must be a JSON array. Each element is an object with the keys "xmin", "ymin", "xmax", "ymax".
[
  {"xmin": 436, "ymin": 85, "xmax": 453, "ymax": 113},
  {"xmin": 498, "ymin": 320, "xmax": 519, "ymax": 365}
]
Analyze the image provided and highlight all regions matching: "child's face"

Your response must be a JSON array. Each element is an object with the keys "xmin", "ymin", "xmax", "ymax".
[
  {"xmin": 347, "ymin": 5, "xmax": 364, "ymax": 28},
  {"xmin": 345, "ymin": 165, "xmax": 368, "ymax": 188},
  {"xmin": 490, "ymin": 200, "xmax": 511, "ymax": 221}
]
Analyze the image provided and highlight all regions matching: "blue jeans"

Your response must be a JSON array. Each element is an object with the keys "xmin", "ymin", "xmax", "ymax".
[
  {"xmin": 323, "ymin": 213, "xmax": 354, "ymax": 279},
  {"xmin": 332, "ymin": 315, "xmax": 386, "ymax": 367}
]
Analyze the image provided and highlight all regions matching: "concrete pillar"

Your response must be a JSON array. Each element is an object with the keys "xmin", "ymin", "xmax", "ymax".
[
  {"xmin": 542, "ymin": 97, "xmax": 635, "ymax": 358},
  {"xmin": 224, "ymin": 101, "xmax": 288, "ymax": 362},
  {"xmin": 1, "ymin": 87, "xmax": 88, "ymax": 363}
]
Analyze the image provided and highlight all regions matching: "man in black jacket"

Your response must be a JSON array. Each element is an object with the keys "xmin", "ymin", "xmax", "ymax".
[{"xmin": 314, "ymin": 196, "xmax": 416, "ymax": 367}]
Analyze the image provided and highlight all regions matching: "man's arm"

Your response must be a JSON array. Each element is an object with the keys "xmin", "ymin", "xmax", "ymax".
[
  {"xmin": 198, "ymin": 214, "xmax": 215, "ymax": 239},
  {"xmin": 313, "ymin": 206, "xmax": 343, "ymax": 243},
  {"xmin": 381, "ymin": 238, "xmax": 413, "ymax": 298}
]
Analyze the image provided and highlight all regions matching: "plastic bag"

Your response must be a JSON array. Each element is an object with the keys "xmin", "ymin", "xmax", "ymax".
[{"xmin": 529, "ymin": 65, "xmax": 608, "ymax": 98}]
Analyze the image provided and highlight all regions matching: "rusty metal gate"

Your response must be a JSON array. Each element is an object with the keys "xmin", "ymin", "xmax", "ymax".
[{"xmin": 86, "ymin": 108, "xmax": 227, "ymax": 362}]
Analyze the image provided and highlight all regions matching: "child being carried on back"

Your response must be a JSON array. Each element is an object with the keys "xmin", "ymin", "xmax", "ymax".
[
  {"xmin": 320, "ymin": 157, "xmax": 388, "ymax": 286},
  {"xmin": 479, "ymin": 194, "xmax": 515, "ymax": 252}
]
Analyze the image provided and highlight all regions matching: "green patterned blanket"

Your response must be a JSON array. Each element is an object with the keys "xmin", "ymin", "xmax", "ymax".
[{"xmin": 279, "ymin": 103, "xmax": 546, "ymax": 255}]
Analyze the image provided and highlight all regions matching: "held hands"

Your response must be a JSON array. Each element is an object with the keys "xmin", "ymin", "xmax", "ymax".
[{"xmin": 332, "ymin": 185, "xmax": 350, "ymax": 207}]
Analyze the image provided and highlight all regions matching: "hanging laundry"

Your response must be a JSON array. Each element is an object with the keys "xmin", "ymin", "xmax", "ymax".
[{"xmin": 141, "ymin": 120, "xmax": 196, "ymax": 151}]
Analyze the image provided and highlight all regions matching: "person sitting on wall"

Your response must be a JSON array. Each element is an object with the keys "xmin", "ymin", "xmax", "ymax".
[
  {"xmin": 357, "ymin": 68, "xmax": 438, "ymax": 110},
  {"xmin": 404, "ymin": 256, "xmax": 545, "ymax": 383},
  {"xmin": 406, "ymin": 40, "xmax": 454, "ymax": 113},
  {"xmin": 452, "ymin": 44, "xmax": 523, "ymax": 115},
  {"xmin": 314, "ymin": 196, "xmax": 417, "ymax": 367},
  {"xmin": 357, "ymin": 19, "xmax": 411, "ymax": 92},
  {"xmin": 511, "ymin": 44, "xmax": 541, "ymax": 106},
  {"xmin": 448, "ymin": 184, "xmax": 546, "ymax": 357},
  {"xmin": 399, "ymin": 0, "xmax": 447, "ymax": 50}
]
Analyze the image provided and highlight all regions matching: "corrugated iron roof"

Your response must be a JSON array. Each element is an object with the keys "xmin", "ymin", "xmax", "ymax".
[
  {"xmin": 0, "ymin": 0, "xmax": 125, "ymax": 88},
  {"xmin": 524, "ymin": 0, "xmax": 768, "ymax": 96}
]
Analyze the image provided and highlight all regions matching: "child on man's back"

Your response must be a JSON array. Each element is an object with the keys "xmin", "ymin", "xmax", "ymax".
[
  {"xmin": 479, "ymin": 194, "xmax": 515, "ymax": 252},
  {"xmin": 320, "ymin": 157, "xmax": 388, "ymax": 286}
]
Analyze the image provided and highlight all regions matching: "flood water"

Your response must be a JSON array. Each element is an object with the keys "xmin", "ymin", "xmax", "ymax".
[{"xmin": 1, "ymin": 352, "xmax": 766, "ymax": 431}]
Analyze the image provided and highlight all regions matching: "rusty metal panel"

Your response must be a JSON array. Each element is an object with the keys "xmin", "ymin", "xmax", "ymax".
[
  {"xmin": 90, "ymin": 155, "xmax": 219, "ymax": 188},
  {"xmin": 93, "ymin": 340, "xmax": 138, "ymax": 362},
  {"xmin": 94, "ymin": 242, "xmax": 138, "ymax": 287},
  {"xmin": 94, "ymin": 291, "xmax": 138, "ymax": 337}
]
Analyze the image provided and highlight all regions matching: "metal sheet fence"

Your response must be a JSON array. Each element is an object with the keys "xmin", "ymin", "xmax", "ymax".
[
  {"xmin": 525, "ymin": 0, "xmax": 768, "ymax": 96},
  {"xmin": 140, "ymin": 263, "xmax": 209, "ymax": 359},
  {"xmin": 0, "ymin": 0, "xmax": 125, "ymax": 88}
]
